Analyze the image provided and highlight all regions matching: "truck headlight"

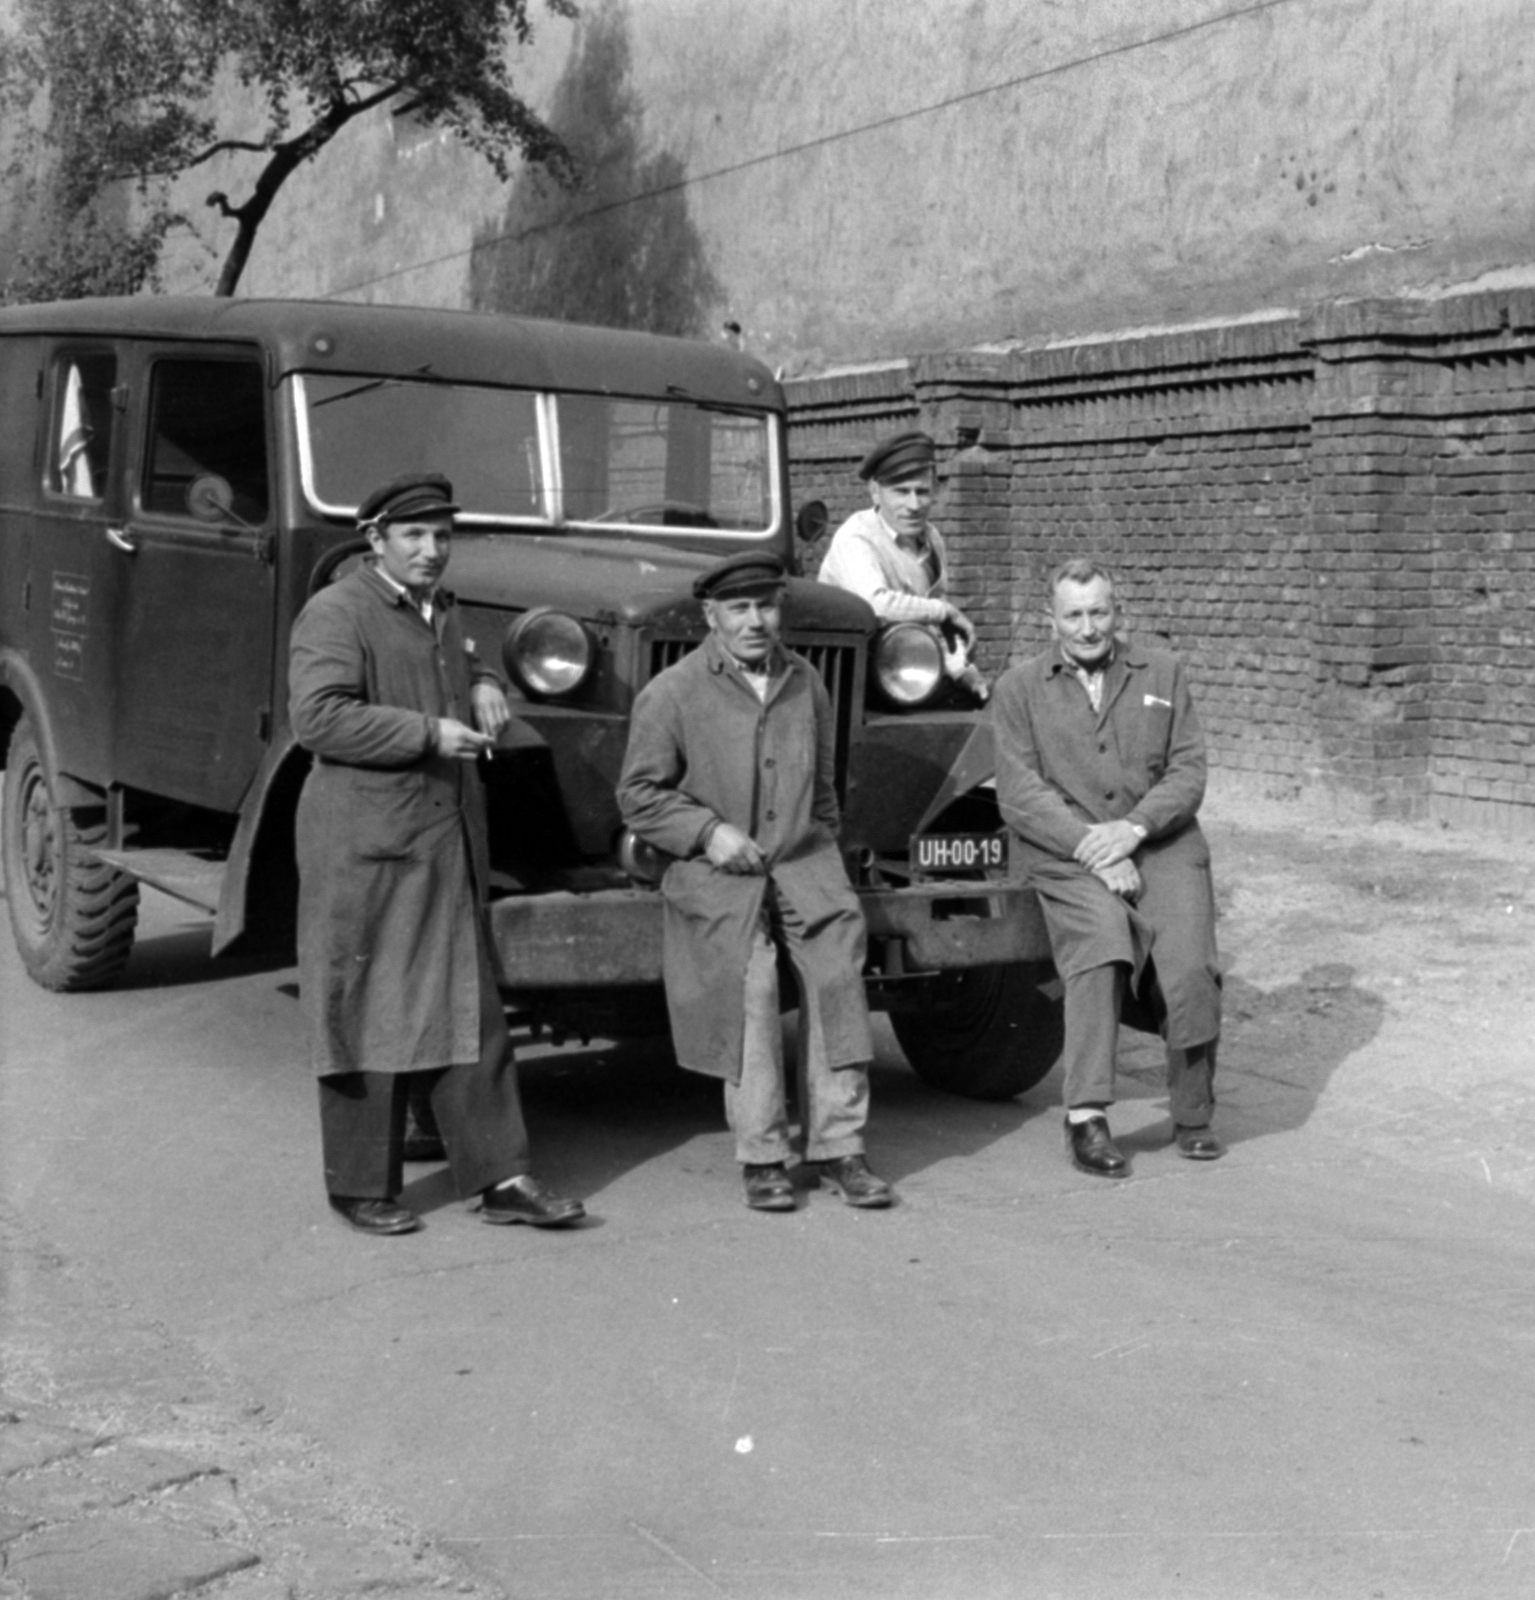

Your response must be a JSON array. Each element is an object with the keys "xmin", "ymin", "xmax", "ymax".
[
  {"xmin": 503, "ymin": 608, "xmax": 594, "ymax": 699},
  {"xmin": 871, "ymin": 623, "xmax": 945, "ymax": 708},
  {"xmin": 617, "ymin": 829, "xmax": 672, "ymax": 885}
]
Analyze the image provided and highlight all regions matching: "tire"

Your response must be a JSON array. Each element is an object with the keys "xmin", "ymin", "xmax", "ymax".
[
  {"xmin": 3, "ymin": 716, "xmax": 139, "ymax": 991},
  {"xmin": 891, "ymin": 960, "xmax": 1064, "ymax": 1101}
]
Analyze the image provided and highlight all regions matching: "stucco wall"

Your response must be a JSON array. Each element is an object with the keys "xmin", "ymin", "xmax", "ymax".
[
  {"xmin": 624, "ymin": 0, "xmax": 1535, "ymax": 371},
  {"xmin": 152, "ymin": 0, "xmax": 1535, "ymax": 380}
]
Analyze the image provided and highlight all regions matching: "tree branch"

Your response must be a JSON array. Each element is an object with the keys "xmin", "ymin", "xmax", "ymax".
[
  {"xmin": 210, "ymin": 86, "xmax": 405, "ymax": 294},
  {"xmin": 339, "ymin": 81, "xmax": 406, "ymax": 118},
  {"xmin": 181, "ymin": 138, "xmax": 275, "ymax": 172},
  {"xmin": 12, "ymin": 0, "xmax": 575, "ymax": 300}
]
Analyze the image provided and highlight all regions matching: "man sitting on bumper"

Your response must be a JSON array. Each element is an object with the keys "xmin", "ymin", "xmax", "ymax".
[{"xmin": 618, "ymin": 551, "xmax": 893, "ymax": 1212}]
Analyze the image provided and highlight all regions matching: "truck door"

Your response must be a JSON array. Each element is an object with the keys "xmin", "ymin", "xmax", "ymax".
[{"xmin": 109, "ymin": 349, "xmax": 276, "ymax": 812}]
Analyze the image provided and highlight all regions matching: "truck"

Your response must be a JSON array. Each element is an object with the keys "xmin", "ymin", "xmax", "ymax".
[{"xmin": 0, "ymin": 297, "xmax": 1060, "ymax": 1100}]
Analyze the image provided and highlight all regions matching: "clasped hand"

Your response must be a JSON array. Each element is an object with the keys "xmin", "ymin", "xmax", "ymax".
[
  {"xmin": 1073, "ymin": 818, "xmax": 1142, "ymax": 871},
  {"xmin": 1093, "ymin": 857, "xmax": 1142, "ymax": 900},
  {"xmin": 1075, "ymin": 820, "xmax": 1143, "ymax": 900},
  {"xmin": 706, "ymin": 822, "xmax": 766, "ymax": 875}
]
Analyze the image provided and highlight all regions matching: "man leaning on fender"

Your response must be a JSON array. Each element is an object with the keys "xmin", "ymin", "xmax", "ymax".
[
  {"xmin": 289, "ymin": 472, "xmax": 584, "ymax": 1236},
  {"xmin": 816, "ymin": 428, "xmax": 988, "ymax": 700},
  {"xmin": 992, "ymin": 558, "xmax": 1224, "ymax": 1178},
  {"xmin": 617, "ymin": 551, "xmax": 893, "ymax": 1212}
]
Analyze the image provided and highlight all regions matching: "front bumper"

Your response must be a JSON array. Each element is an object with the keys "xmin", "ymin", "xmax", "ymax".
[{"xmin": 489, "ymin": 880, "xmax": 1051, "ymax": 988}]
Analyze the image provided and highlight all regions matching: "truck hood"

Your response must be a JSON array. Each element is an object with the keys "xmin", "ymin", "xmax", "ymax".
[{"xmin": 445, "ymin": 532, "xmax": 875, "ymax": 635}]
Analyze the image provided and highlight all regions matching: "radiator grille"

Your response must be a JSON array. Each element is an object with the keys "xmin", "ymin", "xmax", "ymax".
[{"xmin": 645, "ymin": 635, "xmax": 861, "ymax": 796}]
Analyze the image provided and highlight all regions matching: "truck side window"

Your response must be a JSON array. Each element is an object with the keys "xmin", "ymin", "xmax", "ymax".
[
  {"xmin": 49, "ymin": 354, "xmax": 117, "ymax": 500},
  {"xmin": 143, "ymin": 358, "xmax": 269, "ymax": 524}
]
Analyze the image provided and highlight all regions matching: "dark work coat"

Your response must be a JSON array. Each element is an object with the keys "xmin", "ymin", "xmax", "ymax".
[
  {"xmin": 992, "ymin": 636, "xmax": 1221, "ymax": 1049},
  {"xmin": 289, "ymin": 562, "xmax": 501, "ymax": 1078},
  {"xmin": 616, "ymin": 632, "xmax": 873, "ymax": 1082}
]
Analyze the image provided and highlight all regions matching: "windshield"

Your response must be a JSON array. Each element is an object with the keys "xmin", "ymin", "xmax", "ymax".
[
  {"xmin": 556, "ymin": 394, "xmax": 773, "ymax": 532},
  {"xmin": 297, "ymin": 375, "xmax": 777, "ymax": 534},
  {"xmin": 300, "ymin": 375, "xmax": 546, "ymax": 522}
]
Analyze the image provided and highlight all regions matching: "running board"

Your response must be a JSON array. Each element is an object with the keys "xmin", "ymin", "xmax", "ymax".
[{"xmin": 88, "ymin": 848, "xmax": 226, "ymax": 914}]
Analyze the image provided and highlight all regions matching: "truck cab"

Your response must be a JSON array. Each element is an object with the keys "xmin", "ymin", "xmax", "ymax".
[{"xmin": 0, "ymin": 297, "xmax": 1060, "ymax": 1100}]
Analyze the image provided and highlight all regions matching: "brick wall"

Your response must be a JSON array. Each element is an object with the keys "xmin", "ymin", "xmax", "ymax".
[{"xmin": 786, "ymin": 292, "xmax": 1535, "ymax": 834}]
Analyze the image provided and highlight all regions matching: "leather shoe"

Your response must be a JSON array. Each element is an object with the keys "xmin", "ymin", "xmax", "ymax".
[
  {"xmin": 743, "ymin": 1162, "xmax": 796, "ymax": 1211},
  {"xmin": 1175, "ymin": 1125, "xmax": 1225, "ymax": 1161},
  {"xmin": 818, "ymin": 1154, "xmax": 894, "ymax": 1209},
  {"xmin": 329, "ymin": 1195, "xmax": 421, "ymax": 1235},
  {"xmin": 479, "ymin": 1175, "xmax": 585, "ymax": 1227},
  {"xmin": 1065, "ymin": 1115, "xmax": 1129, "ymax": 1178}
]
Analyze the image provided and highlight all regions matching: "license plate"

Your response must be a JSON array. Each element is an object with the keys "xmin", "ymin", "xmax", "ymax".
[{"xmin": 910, "ymin": 831, "xmax": 1010, "ymax": 879}]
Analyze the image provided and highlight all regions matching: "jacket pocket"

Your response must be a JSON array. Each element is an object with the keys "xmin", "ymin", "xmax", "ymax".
[
  {"xmin": 347, "ymin": 769, "xmax": 429, "ymax": 862},
  {"xmin": 1136, "ymin": 700, "xmax": 1174, "ymax": 780}
]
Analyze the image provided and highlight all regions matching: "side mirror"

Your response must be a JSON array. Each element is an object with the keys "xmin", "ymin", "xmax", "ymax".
[
  {"xmin": 794, "ymin": 499, "xmax": 828, "ymax": 544},
  {"xmin": 187, "ymin": 473, "xmax": 256, "ymax": 531},
  {"xmin": 188, "ymin": 473, "xmax": 234, "ymax": 521}
]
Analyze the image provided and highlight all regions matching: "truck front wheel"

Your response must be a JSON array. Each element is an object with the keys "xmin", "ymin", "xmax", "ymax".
[
  {"xmin": 3, "ymin": 717, "xmax": 139, "ymax": 991},
  {"xmin": 892, "ymin": 961, "xmax": 1063, "ymax": 1101}
]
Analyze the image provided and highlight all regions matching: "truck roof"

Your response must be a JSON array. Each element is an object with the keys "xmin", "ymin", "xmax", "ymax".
[{"xmin": 0, "ymin": 296, "xmax": 783, "ymax": 410}]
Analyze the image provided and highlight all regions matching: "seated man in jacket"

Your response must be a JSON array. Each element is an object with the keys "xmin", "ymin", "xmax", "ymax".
[
  {"xmin": 992, "ymin": 558, "xmax": 1224, "ymax": 1179},
  {"xmin": 816, "ymin": 429, "xmax": 988, "ymax": 700},
  {"xmin": 617, "ymin": 551, "xmax": 893, "ymax": 1212}
]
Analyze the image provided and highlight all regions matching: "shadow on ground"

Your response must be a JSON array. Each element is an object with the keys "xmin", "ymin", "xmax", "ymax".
[
  {"xmin": 113, "ymin": 921, "xmax": 291, "ymax": 990},
  {"xmin": 406, "ymin": 1018, "xmax": 1061, "ymax": 1211},
  {"xmin": 1109, "ymin": 960, "xmax": 1387, "ymax": 1153}
]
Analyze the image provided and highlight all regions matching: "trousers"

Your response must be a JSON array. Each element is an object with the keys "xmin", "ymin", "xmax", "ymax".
[
  {"xmin": 1061, "ymin": 960, "xmax": 1217, "ymax": 1128},
  {"xmin": 317, "ymin": 931, "xmax": 530, "ymax": 1199},
  {"xmin": 722, "ymin": 891, "xmax": 869, "ymax": 1165}
]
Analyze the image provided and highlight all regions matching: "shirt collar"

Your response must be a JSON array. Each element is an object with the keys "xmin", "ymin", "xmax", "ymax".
[
  {"xmin": 875, "ymin": 509, "xmax": 929, "ymax": 553},
  {"xmin": 367, "ymin": 559, "xmax": 441, "ymax": 616},
  {"xmin": 1048, "ymin": 635, "xmax": 1148, "ymax": 677},
  {"xmin": 1053, "ymin": 639, "xmax": 1115, "ymax": 678},
  {"xmin": 706, "ymin": 631, "xmax": 788, "ymax": 681}
]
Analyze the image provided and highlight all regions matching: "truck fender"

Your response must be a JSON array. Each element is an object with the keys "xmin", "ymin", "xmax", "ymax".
[
  {"xmin": 0, "ymin": 649, "xmax": 103, "ymax": 808},
  {"xmin": 211, "ymin": 735, "xmax": 310, "ymax": 955},
  {"xmin": 910, "ymin": 719, "xmax": 997, "ymax": 835}
]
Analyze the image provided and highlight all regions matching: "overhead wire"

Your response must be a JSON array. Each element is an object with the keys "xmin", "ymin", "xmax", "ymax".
[{"xmin": 324, "ymin": 0, "xmax": 1310, "ymax": 299}]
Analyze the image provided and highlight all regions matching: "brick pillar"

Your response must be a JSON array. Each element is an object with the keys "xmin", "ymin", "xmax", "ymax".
[
  {"xmin": 1306, "ymin": 310, "xmax": 1437, "ymax": 819},
  {"xmin": 911, "ymin": 355, "xmax": 1015, "ymax": 674}
]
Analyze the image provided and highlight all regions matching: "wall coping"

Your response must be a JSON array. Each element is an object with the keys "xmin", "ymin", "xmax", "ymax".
[{"xmin": 786, "ymin": 288, "xmax": 1535, "ymax": 414}]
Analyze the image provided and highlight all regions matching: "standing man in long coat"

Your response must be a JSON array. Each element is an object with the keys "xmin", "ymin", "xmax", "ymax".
[
  {"xmin": 617, "ymin": 551, "xmax": 893, "ymax": 1212},
  {"xmin": 992, "ymin": 557, "xmax": 1224, "ymax": 1179},
  {"xmin": 290, "ymin": 472, "xmax": 584, "ymax": 1236}
]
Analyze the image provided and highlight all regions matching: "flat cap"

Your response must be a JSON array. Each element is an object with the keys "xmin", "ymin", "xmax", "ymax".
[
  {"xmin": 692, "ymin": 550, "xmax": 788, "ymax": 600},
  {"xmin": 858, "ymin": 429, "xmax": 936, "ymax": 483},
  {"xmin": 357, "ymin": 472, "xmax": 459, "ymax": 528}
]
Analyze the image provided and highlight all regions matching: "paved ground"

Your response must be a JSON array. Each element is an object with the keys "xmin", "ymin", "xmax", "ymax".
[{"xmin": 3, "ymin": 785, "xmax": 1535, "ymax": 1600}]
